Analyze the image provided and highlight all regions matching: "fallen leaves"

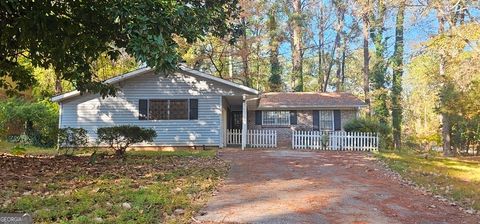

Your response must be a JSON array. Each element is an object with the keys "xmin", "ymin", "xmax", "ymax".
[{"xmin": 0, "ymin": 151, "xmax": 228, "ymax": 223}]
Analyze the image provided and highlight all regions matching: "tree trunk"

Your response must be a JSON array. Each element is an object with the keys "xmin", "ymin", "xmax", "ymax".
[
  {"xmin": 324, "ymin": 2, "xmax": 345, "ymax": 92},
  {"xmin": 362, "ymin": 13, "xmax": 371, "ymax": 116},
  {"xmin": 392, "ymin": 1, "xmax": 405, "ymax": 149},
  {"xmin": 370, "ymin": 0, "xmax": 388, "ymax": 124},
  {"xmin": 292, "ymin": 0, "xmax": 303, "ymax": 92},
  {"xmin": 55, "ymin": 69, "xmax": 63, "ymax": 94},
  {"xmin": 240, "ymin": 17, "xmax": 251, "ymax": 87},
  {"xmin": 436, "ymin": 13, "xmax": 453, "ymax": 156},
  {"xmin": 268, "ymin": 5, "xmax": 282, "ymax": 92},
  {"xmin": 318, "ymin": 4, "xmax": 325, "ymax": 92}
]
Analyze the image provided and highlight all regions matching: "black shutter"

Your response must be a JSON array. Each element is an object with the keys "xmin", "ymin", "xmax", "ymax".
[
  {"xmin": 313, "ymin": 110, "xmax": 319, "ymax": 130},
  {"xmin": 290, "ymin": 111, "xmax": 297, "ymax": 125},
  {"xmin": 139, "ymin": 99, "xmax": 148, "ymax": 120},
  {"xmin": 334, "ymin": 110, "xmax": 341, "ymax": 131},
  {"xmin": 255, "ymin": 111, "xmax": 262, "ymax": 125},
  {"xmin": 189, "ymin": 99, "xmax": 198, "ymax": 120}
]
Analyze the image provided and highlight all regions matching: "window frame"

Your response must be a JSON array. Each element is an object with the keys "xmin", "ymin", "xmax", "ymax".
[
  {"xmin": 261, "ymin": 110, "xmax": 290, "ymax": 126},
  {"xmin": 144, "ymin": 98, "xmax": 192, "ymax": 121},
  {"xmin": 318, "ymin": 110, "xmax": 334, "ymax": 131}
]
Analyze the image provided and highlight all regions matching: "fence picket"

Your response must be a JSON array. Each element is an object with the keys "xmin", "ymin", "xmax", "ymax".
[{"xmin": 292, "ymin": 130, "xmax": 379, "ymax": 151}]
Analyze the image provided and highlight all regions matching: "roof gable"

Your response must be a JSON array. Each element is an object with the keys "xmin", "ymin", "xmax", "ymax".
[{"xmin": 51, "ymin": 66, "xmax": 258, "ymax": 102}]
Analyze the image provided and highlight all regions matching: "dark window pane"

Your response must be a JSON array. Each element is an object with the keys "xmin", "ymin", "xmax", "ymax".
[
  {"xmin": 149, "ymin": 100, "xmax": 168, "ymax": 120},
  {"xmin": 169, "ymin": 99, "xmax": 188, "ymax": 120}
]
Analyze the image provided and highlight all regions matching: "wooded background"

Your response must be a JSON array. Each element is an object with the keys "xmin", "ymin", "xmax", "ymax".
[{"xmin": 0, "ymin": 0, "xmax": 479, "ymax": 156}]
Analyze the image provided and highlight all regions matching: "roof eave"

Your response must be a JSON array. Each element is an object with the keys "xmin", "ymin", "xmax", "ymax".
[
  {"xmin": 50, "ymin": 67, "xmax": 152, "ymax": 102},
  {"xmin": 256, "ymin": 104, "xmax": 366, "ymax": 110}
]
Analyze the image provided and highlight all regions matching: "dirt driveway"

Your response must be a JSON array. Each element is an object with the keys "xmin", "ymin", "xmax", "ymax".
[{"xmin": 196, "ymin": 149, "xmax": 479, "ymax": 224}]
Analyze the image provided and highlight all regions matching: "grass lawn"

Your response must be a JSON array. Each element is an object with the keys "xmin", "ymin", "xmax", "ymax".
[
  {"xmin": 0, "ymin": 143, "xmax": 228, "ymax": 223},
  {"xmin": 376, "ymin": 150, "xmax": 480, "ymax": 210}
]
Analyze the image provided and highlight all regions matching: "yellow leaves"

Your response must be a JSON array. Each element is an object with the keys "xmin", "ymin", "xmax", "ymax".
[{"xmin": 425, "ymin": 22, "xmax": 480, "ymax": 57}]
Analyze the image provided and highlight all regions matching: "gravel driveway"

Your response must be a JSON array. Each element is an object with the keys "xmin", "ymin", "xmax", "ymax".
[{"xmin": 196, "ymin": 149, "xmax": 479, "ymax": 224}]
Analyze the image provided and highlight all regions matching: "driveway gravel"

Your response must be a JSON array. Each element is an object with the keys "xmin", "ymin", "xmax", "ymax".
[{"xmin": 196, "ymin": 149, "xmax": 479, "ymax": 224}]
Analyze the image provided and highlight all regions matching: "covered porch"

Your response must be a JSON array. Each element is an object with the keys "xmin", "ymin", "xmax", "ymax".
[{"xmin": 221, "ymin": 95, "xmax": 277, "ymax": 149}]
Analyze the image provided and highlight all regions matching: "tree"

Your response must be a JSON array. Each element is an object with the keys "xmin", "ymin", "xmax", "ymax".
[
  {"xmin": 391, "ymin": 0, "xmax": 406, "ymax": 149},
  {"xmin": 0, "ymin": 0, "xmax": 239, "ymax": 96},
  {"xmin": 267, "ymin": 4, "xmax": 283, "ymax": 92},
  {"xmin": 290, "ymin": 0, "xmax": 304, "ymax": 92},
  {"xmin": 369, "ymin": 0, "xmax": 389, "ymax": 123}
]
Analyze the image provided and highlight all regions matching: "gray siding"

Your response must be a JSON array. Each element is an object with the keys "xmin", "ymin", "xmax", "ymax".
[{"xmin": 61, "ymin": 71, "xmax": 248, "ymax": 146}]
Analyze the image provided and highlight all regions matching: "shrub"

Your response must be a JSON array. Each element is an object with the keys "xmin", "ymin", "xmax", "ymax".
[
  {"xmin": 344, "ymin": 117, "xmax": 392, "ymax": 149},
  {"xmin": 97, "ymin": 125, "xmax": 157, "ymax": 156},
  {"xmin": 58, "ymin": 127, "xmax": 88, "ymax": 154},
  {"xmin": 0, "ymin": 98, "xmax": 58, "ymax": 147}
]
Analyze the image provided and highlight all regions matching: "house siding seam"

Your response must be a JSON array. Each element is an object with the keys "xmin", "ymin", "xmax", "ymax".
[{"xmin": 60, "ymin": 72, "xmax": 247, "ymax": 147}]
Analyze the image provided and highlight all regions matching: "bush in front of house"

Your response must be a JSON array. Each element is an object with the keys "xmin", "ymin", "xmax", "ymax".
[
  {"xmin": 96, "ymin": 125, "xmax": 157, "ymax": 156},
  {"xmin": 344, "ymin": 117, "xmax": 391, "ymax": 149},
  {"xmin": 58, "ymin": 127, "xmax": 88, "ymax": 154}
]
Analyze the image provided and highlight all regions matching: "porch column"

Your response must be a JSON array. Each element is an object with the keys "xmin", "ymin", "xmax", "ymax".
[{"xmin": 241, "ymin": 94, "xmax": 247, "ymax": 150}]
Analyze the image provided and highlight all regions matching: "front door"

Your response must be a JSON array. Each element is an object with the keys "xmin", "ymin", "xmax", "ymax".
[{"xmin": 231, "ymin": 111, "xmax": 242, "ymax": 129}]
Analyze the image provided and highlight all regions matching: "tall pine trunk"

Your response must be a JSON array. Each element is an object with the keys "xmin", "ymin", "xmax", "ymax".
[
  {"xmin": 240, "ymin": 17, "xmax": 251, "ymax": 87},
  {"xmin": 292, "ymin": 0, "xmax": 303, "ymax": 92},
  {"xmin": 391, "ymin": 1, "xmax": 405, "ymax": 149},
  {"xmin": 362, "ymin": 13, "xmax": 371, "ymax": 115},
  {"xmin": 268, "ymin": 5, "xmax": 282, "ymax": 92},
  {"xmin": 370, "ymin": 0, "xmax": 388, "ymax": 123},
  {"xmin": 318, "ymin": 5, "xmax": 325, "ymax": 92}
]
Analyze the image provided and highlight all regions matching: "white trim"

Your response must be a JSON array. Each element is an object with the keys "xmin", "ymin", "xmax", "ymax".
[
  {"xmin": 261, "ymin": 111, "xmax": 290, "ymax": 126},
  {"xmin": 50, "ymin": 67, "xmax": 151, "ymax": 102},
  {"xmin": 219, "ymin": 97, "xmax": 224, "ymax": 148},
  {"xmin": 51, "ymin": 65, "xmax": 259, "ymax": 102}
]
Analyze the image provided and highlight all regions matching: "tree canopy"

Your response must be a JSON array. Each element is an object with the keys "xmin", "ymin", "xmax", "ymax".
[{"xmin": 0, "ymin": 0, "xmax": 239, "ymax": 96}]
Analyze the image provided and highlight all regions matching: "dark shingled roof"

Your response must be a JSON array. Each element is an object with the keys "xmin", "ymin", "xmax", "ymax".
[{"xmin": 257, "ymin": 92, "xmax": 365, "ymax": 109}]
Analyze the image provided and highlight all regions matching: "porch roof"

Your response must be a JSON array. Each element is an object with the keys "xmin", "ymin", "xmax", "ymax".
[{"xmin": 257, "ymin": 92, "xmax": 366, "ymax": 110}]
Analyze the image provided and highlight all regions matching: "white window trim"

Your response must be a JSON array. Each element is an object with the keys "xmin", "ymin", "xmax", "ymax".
[
  {"xmin": 262, "ymin": 111, "xmax": 290, "ymax": 126},
  {"xmin": 318, "ymin": 110, "xmax": 334, "ymax": 131}
]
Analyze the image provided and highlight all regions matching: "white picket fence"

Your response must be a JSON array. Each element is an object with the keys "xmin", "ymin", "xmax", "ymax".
[
  {"xmin": 226, "ymin": 129, "xmax": 277, "ymax": 148},
  {"xmin": 292, "ymin": 131, "xmax": 378, "ymax": 151}
]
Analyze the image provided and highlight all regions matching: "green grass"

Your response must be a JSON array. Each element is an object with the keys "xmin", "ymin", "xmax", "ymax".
[
  {"xmin": 376, "ymin": 149, "xmax": 480, "ymax": 210},
  {"xmin": 0, "ymin": 147, "xmax": 227, "ymax": 223},
  {"xmin": 0, "ymin": 140, "xmax": 58, "ymax": 155}
]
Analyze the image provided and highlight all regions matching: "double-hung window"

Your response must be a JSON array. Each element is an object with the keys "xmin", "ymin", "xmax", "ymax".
[
  {"xmin": 319, "ymin": 110, "xmax": 333, "ymax": 130},
  {"xmin": 262, "ymin": 111, "xmax": 290, "ymax": 125}
]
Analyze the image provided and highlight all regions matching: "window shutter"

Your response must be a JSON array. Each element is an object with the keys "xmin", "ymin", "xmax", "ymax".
[
  {"xmin": 290, "ymin": 111, "xmax": 297, "ymax": 125},
  {"xmin": 255, "ymin": 111, "xmax": 262, "ymax": 125},
  {"xmin": 313, "ymin": 110, "xmax": 319, "ymax": 130},
  {"xmin": 334, "ymin": 110, "xmax": 341, "ymax": 131},
  {"xmin": 139, "ymin": 99, "xmax": 148, "ymax": 120},
  {"xmin": 189, "ymin": 99, "xmax": 198, "ymax": 120}
]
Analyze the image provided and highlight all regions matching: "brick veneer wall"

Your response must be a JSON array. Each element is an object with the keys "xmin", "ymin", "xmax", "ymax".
[{"xmin": 246, "ymin": 109, "xmax": 358, "ymax": 149}]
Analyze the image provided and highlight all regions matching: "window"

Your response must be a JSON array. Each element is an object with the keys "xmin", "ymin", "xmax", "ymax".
[
  {"xmin": 140, "ymin": 99, "xmax": 195, "ymax": 120},
  {"xmin": 169, "ymin": 100, "xmax": 188, "ymax": 119},
  {"xmin": 319, "ymin": 110, "xmax": 333, "ymax": 130},
  {"xmin": 262, "ymin": 111, "xmax": 290, "ymax": 125}
]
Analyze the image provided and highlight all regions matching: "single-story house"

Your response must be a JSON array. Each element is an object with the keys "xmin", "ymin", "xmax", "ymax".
[{"xmin": 51, "ymin": 66, "xmax": 365, "ymax": 149}]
